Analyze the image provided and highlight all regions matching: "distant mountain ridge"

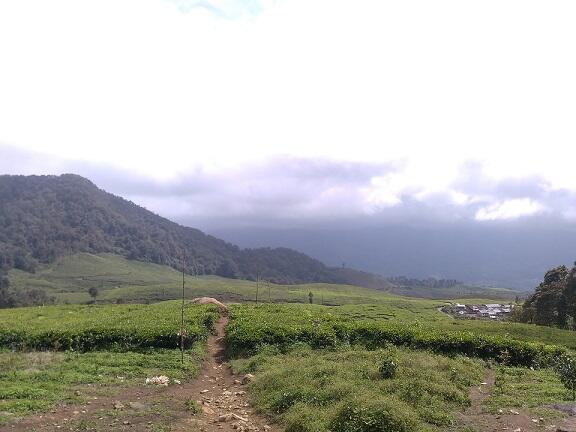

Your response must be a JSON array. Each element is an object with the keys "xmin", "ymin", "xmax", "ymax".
[{"xmin": 0, "ymin": 174, "xmax": 391, "ymax": 289}]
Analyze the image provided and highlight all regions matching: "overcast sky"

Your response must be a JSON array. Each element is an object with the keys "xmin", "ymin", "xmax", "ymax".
[{"xmin": 1, "ymin": 0, "xmax": 575, "ymax": 230}]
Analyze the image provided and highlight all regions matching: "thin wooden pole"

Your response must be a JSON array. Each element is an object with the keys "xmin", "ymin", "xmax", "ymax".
[
  {"xmin": 181, "ymin": 256, "xmax": 185, "ymax": 364},
  {"xmin": 256, "ymin": 272, "xmax": 260, "ymax": 305}
]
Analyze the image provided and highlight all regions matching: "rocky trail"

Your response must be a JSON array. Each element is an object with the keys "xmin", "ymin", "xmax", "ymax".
[{"xmin": 1, "ymin": 316, "xmax": 280, "ymax": 432}]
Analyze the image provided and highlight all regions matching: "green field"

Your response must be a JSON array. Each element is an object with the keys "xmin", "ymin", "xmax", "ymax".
[
  {"xmin": 225, "ymin": 304, "xmax": 576, "ymax": 356},
  {"xmin": 0, "ymin": 347, "xmax": 203, "ymax": 420},
  {"xmin": 224, "ymin": 304, "xmax": 576, "ymax": 431},
  {"xmin": 1, "ymin": 300, "xmax": 575, "ymax": 430},
  {"xmin": 0, "ymin": 301, "xmax": 218, "ymax": 350},
  {"xmin": 8, "ymin": 253, "xmax": 521, "ymax": 305},
  {"xmin": 2, "ymin": 256, "xmax": 574, "ymax": 431},
  {"xmin": 0, "ymin": 302, "xmax": 218, "ymax": 425}
]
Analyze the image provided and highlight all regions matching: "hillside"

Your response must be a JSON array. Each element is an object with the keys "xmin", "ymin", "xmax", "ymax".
[
  {"xmin": 0, "ymin": 174, "xmax": 392, "ymax": 289},
  {"xmin": 6, "ymin": 252, "xmax": 519, "ymax": 308},
  {"xmin": 6, "ymin": 253, "xmax": 415, "ymax": 305}
]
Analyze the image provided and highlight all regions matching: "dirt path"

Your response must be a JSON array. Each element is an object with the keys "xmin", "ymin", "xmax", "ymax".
[
  {"xmin": 1, "ymin": 317, "xmax": 280, "ymax": 432},
  {"xmin": 458, "ymin": 369, "xmax": 576, "ymax": 432},
  {"xmin": 169, "ymin": 316, "xmax": 280, "ymax": 432}
]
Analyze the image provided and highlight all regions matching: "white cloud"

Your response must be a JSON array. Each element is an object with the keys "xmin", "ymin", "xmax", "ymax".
[
  {"xmin": 167, "ymin": 0, "xmax": 264, "ymax": 18},
  {"xmin": 0, "ymin": 0, "xmax": 576, "ymax": 214},
  {"xmin": 475, "ymin": 198, "xmax": 545, "ymax": 221}
]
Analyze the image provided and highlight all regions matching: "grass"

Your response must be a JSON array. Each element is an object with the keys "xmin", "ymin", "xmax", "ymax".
[
  {"xmin": 9, "ymin": 252, "xmax": 520, "ymax": 304},
  {"xmin": 0, "ymin": 344, "xmax": 204, "ymax": 424},
  {"xmin": 485, "ymin": 366, "xmax": 571, "ymax": 413},
  {"xmin": 184, "ymin": 398, "xmax": 201, "ymax": 414},
  {"xmin": 232, "ymin": 344, "xmax": 485, "ymax": 431},
  {"xmin": 226, "ymin": 304, "xmax": 576, "ymax": 431},
  {"xmin": 0, "ymin": 300, "xmax": 218, "ymax": 424}
]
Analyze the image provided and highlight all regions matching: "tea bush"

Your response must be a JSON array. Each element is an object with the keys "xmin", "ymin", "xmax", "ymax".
[
  {"xmin": 225, "ymin": 304, "xmax": 568, "ymax": 367},
  {"xmin": 0, "ymin": 301, "xmax": 219, "ymax": 351}
]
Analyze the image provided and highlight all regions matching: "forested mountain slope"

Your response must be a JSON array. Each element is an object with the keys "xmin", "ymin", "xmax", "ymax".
[{"xmin": 0, "ymin": 174, "xmax": 389, "ymax": 288}]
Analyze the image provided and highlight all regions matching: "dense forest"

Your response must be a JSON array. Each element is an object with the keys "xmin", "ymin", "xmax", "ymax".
[
  {"xmin": 0, "ymin": 174, "xmax": 389, "ymax": 293},
  {"xmin": 517, "ymin": 263, "xmax": 576, "ymax": 329},
  {"xmin": 386, "ymin": 276, "xmax": 462, "ymax": 289}
]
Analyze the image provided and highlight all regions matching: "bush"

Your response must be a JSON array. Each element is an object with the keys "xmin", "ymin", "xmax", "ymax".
[
  {"xmin": 185, "ymin": 398, "xmax": 201, "ymax": 414},
  {"xmin": 554, "ymin": 354, "xmax": 576, "ymax": 400},
  {"xmin": 330, "ymin": 397, "xmax": 420, "ymax": 432},
  {"xmin": 377, "ymin": 350, "xmax": 397, "ymax": 379}
]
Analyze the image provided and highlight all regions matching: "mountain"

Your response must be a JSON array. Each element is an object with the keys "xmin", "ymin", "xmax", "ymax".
[
  {"xmin": 209, "ymin": 225, "xmax": 576, "ymax": 290},
  {"xmin": 0, "ymin": 174, "xmax": 391, "ymax": 289}
]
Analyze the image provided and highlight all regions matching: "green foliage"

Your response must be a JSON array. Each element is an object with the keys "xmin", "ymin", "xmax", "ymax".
[
  {"xmin": 518, "ymin": 264, "xmax": 576, "ymax": 329},
  {"xmin": 554, "ymin": 354, "xmax": 576, "ymax": 400},
  {"xmin": 0, "ymin": 301, "xmax": 218, "ymax": 351},
  {"xmin": 6, "ymin": 253, "xmax": 442, "ymax": 306},
  {"xmin": 486, "ymin": 365, "xmax": 569, "ymax": 413},
  {"xmin": 0, "ymin": 174, "xmax": 390, "ymax": 288},
  {"xmin": 225, "ymin": 304, "xmax": 568, "ymax": 367},
  {"xmin": 377, "ymin": 349, "xmax": 398, "ymax": 379},
  {"xmin": 88, "ymin": 286, "xmax": 99, "ymax": 301},
  {"xmin": 0, "ymin": 344, "xmax": 204, "ymax": 417},
  {"xmin": 330, "ymin": 396, "xmax": 419, "ymax": 432},
  {"xmin": 184, "ymin": 398, "xmax": 201, "ymax": 414},
  {"xmin": 231, "ymin": 345, "xmax": 483, "ymax": 431}
]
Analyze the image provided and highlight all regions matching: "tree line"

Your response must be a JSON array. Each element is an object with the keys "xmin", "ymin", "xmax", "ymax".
[{"xmin": 516, "ymin": 263, "xmax": 576, "ymax": 329}]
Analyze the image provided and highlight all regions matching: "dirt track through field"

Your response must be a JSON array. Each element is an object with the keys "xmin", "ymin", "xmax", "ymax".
[{"xmin": 1, "ymin": 316, "xmax": 280, "ymax": 432}]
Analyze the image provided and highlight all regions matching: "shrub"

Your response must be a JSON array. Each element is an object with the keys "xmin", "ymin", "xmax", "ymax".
[
  {"xmin": 330, "ymin": 396, "xmax": 420, "ymax": 432},
  {"xmin": 377, "ymin": 350, "xmax": 397, "ymax": 379},
  {"xmin": 185, "ymin": 398, "xmax": 201, "ymax": 414},
  {"xmin": 554, "ymin": 354, "xmax": 576, "ymax": 400}
]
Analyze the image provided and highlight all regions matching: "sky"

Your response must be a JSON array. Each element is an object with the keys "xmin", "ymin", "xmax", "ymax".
[{"xmin": 1, "ymin": 0, "xmax": 576, "ymax": 230}]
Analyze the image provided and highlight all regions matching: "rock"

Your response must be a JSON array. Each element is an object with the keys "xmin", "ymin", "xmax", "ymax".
[
  {"xmin": 218, "ymin": 414, "xmax": 234, "ymax": 422},
  {"xmin": 202, "ymin": 405, "xmax": 215, "ymax": 415},
  {"xmin": 200, "ymin": 389, "xmax": 210, "ymax": 394},
  {"xmin": 551, "ymin": 404, "xmax": 576, "ymax": 416},
  {"xmin": 242, "ymin": 374, "xmax": 255, "ymax": 385},
  {"xmin": 219, "ymin": 413, "xmax": 248, "ymax": 422},
  {"xmin": 235, "ymin": 391, "xmax": 246, "ymax": 396},
  {"xmin": 234, "ymin": 380, "xmax": 242, "ymax": 385},
  {"xmin": 191, "ymin": 297, "xmax": 228, "ymax": 314},
  {"xmin": 145, "ymin": 375, "xmax": 170, "ymax": 386},
  {"xmin": 112, "ymin": 401, "xmax": 124, "ymax": 410},
  {"xmin": 223, "ymin": 391, "xmax": 233, "ymax": 396},
  {"xmin": 129, "ymin": 401, "xmax": 148, "ymax": 410},
  {"xmin": 510, "ymin": 409, "xmax": 520, "ymax": 415}
]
